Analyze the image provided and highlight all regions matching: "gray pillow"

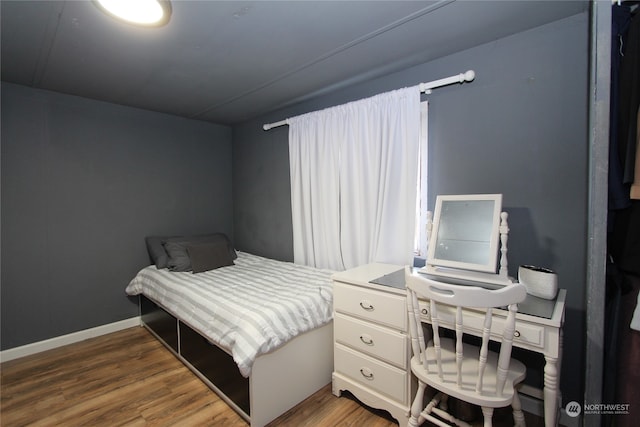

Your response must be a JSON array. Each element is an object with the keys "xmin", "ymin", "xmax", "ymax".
[
  {"xmin": 163, "ymin": 240, "xmax": 193, "ymax": 272},
  {"xmin": 163, "ymin": 233, "xmax": 236, "ymax": 271},
  {"xmin": 188, "ymin": 241, "xmax": 235, "ymax": 273},
  {"xmin": 145, "ymin": 236, "xmax": 173, "ymax": 269}
]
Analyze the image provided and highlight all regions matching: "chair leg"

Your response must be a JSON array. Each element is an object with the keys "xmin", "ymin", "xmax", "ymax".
[
  {"xmin": 512, "ymin": 391, "xmax": 526, "ymax": 427},
  {"xmin": 409, "ymin": 381, "xmax": 427, "ymax": 427},
  {"xmin": 440, "ymin": 393, "xmax": 449, "ymax": 411},
  {"xmin": 481, "ymin": 407, "xmax": 494, "ymax": 427}
]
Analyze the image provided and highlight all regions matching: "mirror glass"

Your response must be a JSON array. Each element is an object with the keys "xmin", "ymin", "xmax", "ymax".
[{"xmin": 427, "ymin": 194, "xmax": 502, "ymax": 273}]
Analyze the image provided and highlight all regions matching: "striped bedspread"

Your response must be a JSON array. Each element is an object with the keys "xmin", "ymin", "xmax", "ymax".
[{"xmin": 125, "ymin": 252, "xmax": 334, "ymax": 377}]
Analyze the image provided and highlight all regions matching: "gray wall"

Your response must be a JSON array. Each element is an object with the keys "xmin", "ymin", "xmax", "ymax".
[
  {"xmin": 1, "ymin": 83, "xmax": 233, "ymax": 350},
  {"xmin": 233, "ymin": 13, "xmax": 589, "ymax": 404}
]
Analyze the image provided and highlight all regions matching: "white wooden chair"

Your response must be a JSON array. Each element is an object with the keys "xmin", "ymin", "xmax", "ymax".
[{"xmin": 404, "ymin": 266, "xmax": 528, "ymax": 427}]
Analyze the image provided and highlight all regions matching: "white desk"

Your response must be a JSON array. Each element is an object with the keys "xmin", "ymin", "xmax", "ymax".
[{"xmin": 332, "ymin": 263, "xmax": 566, "ymax": 427}]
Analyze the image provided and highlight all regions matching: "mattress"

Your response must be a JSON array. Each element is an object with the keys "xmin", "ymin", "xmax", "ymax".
[{"xmin": 126, "ymin": 251, "xmax": 334, "ymax": 377}]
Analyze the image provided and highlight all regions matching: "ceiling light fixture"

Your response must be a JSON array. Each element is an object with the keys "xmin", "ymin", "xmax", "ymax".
[{"xmin": 95, "ymin": 0, "xmax": 171, "ymax": 27}]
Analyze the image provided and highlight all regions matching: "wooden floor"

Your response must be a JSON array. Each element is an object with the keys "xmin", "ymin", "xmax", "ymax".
[
  {"xmin": 0, "ymin": 327, "xmax": 397, "ymax": 426},
  {"xmin": 1, "ymin": 327, "xmax": 542, "ymax": 426}
]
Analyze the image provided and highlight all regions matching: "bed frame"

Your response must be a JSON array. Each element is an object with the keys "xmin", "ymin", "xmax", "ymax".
[{"xmin": 140, "ymin": 295, "xmax": 333, "ymax": 427}]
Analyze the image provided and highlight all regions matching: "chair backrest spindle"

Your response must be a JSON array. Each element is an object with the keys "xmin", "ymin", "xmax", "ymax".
[
  {"xmin": 495, "ymin": 303, "xmax": 518, "ymax": 396},
  {"xmin": 430, "ymin": 299, "xmax": 443, "ymax": 380},
  {"xmin": 407, "ymin": 288, "xmax": 429, "ymax": 372},
  {"xmin": 475, "ymin": 308, "xmax": 493, "ymax": 393},
  {"xmin": 455, "ymin": 306, "xmax": 463, "ymax": 388}
]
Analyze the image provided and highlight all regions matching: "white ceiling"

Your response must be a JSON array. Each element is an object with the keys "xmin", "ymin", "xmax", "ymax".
[{"xmin": 1, "ymin": 1, "xmax": 588, "ymax": 125}]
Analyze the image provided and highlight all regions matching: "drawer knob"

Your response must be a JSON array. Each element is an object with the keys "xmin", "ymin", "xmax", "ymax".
[
  {"xmin": 360, "ymin": 367, "xmax": 374, "ymax": 380},
  {"xmin": 359, "ymin": 334, "xmax": 374, "ymax": 346},
  {"xmin": 514, "ymin": 330, "xmax": 521, "ymax": 338},
  {"xmin": 359, "ymin": 300, "xmax": 374, "ymax": 311},
  {"xmin": 421, "ymin": 308, "xmax": 428, "ymax": 315}
]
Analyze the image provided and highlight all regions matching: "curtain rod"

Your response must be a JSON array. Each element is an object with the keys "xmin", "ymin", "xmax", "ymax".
[{"xmin": 262, "ymin": 70, "xmax": 475, "ymax": 131}]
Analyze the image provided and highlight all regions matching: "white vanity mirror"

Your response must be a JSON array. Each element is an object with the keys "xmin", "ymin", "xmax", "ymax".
[{"xmin": 419, "ymin": 193, "xmax": 513, "ymax": 287}]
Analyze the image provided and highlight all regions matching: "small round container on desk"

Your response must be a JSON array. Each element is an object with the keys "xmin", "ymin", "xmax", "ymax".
[{"xmin": 518, "ymin": 265, "xmax": 558, "ymax": 300}]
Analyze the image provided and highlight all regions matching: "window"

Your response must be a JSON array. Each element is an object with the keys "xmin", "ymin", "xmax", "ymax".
[{"xmin": 414, "ymin": 101, "xmax": 429, "ymax": 256}]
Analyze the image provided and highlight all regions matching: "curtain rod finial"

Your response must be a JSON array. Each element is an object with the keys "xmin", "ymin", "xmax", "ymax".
[
  {"xmin": 464, "ymin": 70, "xmax": 475, "ymax": 82},
  {"xmin": 263, "ymin": 118, "xmax": 289, "ymax": 131}
]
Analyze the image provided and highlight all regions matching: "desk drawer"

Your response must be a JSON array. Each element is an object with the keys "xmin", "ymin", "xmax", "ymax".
[
  {"xmin": 334, "ymin": 313, "xmax": 407, "ymax": 368},
  {"xmin": 334, "ymin": 343, "xmax": 407, "ymax": 403},
  {"xmin": 333, "ymin": 281, "xmax": 406, "ymax": 331},
  {"xmin": 418, "ymin": 301, "xmax": 544, "ymax": 349}
]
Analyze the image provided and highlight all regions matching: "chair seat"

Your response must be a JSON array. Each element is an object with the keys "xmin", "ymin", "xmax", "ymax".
[{"xmin": 411, "ymin": 337, "xmax": 526, "ymax": 408}]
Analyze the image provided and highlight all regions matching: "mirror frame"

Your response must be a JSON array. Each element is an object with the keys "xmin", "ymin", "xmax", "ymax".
[{"xmin": 427, "ymin": 193, "xmax": 502, "ymax": 273}]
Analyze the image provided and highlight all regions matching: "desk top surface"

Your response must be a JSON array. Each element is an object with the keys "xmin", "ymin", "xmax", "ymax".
[{"xmin": 332, "ymin": 263, "xmax": 566, "ymax": 325}]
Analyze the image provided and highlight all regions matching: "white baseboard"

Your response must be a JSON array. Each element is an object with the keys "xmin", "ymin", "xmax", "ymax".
[{"xmin": 0, "ymin": 317, "xmax": 141, "ymax": 363}]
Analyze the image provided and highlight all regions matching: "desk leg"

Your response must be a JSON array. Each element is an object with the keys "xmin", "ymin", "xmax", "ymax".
[
  {"xmin": 544, "ymin": 356, "xmax": 559, "ymax": 426},
  {"xmin": 558, "ymin": 328, "xmax": 564, "ymax": 409}
]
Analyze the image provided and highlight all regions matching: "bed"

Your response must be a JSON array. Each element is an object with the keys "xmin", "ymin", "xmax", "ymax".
[{"xmin": 125, "ymin": 234, "xmax": 334, "ymax": 427}]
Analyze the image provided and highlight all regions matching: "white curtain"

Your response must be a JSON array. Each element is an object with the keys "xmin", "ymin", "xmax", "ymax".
[{"xmin": 288, "ymin": 86, "xmax": 421, "ymax": 270}]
